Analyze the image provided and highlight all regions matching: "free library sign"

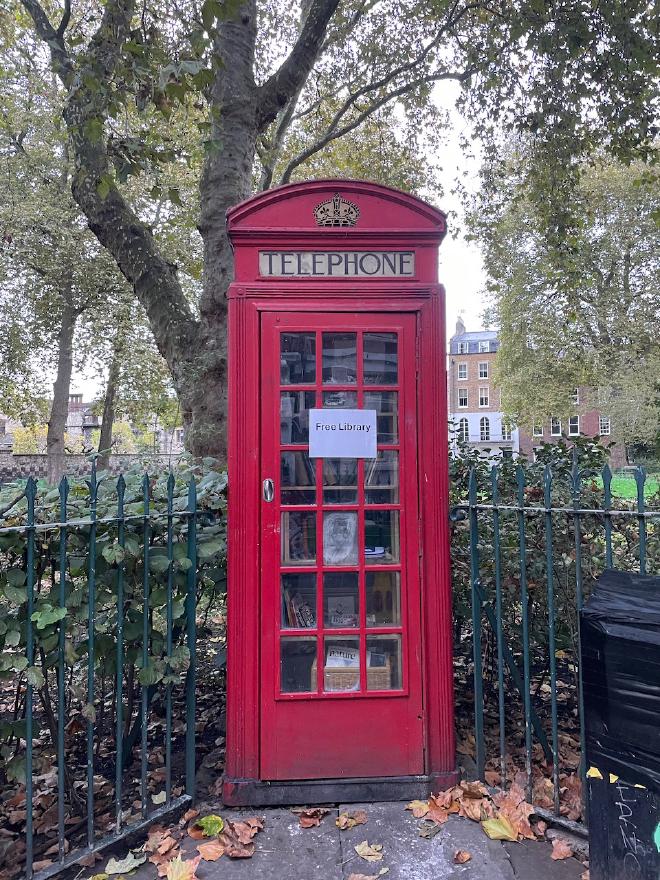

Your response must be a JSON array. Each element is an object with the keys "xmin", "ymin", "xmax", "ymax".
[
  {"xmin": 259, "ymin": 250, "xmax": 415, "ymax": 278},
  {"xmin": 309, "ymin": 409, "xmax": 377, "ymax": 458}
]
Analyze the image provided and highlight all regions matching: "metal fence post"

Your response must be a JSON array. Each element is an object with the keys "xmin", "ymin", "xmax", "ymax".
[{"xmin": 468, "ymin": 467, "xmax": 485, "ymax": 779}]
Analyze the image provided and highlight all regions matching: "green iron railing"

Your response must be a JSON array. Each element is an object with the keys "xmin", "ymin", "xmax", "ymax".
[
  {"xmin": 0, "ymin": 464, "xmax": 200, "ymax": 879},
  {"xmin": 451, "ymin": 460, "xmax": 659, "ymax": 826}
]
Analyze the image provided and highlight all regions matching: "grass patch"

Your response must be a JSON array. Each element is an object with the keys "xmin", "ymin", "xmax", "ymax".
[{"xmin": 598, "ymin": 473, "xmax": 660, "ymax": 500}]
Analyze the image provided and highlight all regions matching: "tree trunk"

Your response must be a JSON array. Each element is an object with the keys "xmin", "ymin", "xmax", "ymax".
[
  {"xmin": 97, "ymin": 342, "xmax": 121, "ymax": 468},
  {"xmin": 46, "ymin": 301, "xmax": 76, "ymax": 484}
]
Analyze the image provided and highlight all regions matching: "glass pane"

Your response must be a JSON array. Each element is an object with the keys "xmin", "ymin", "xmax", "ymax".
[
  {"xmin": 364, "ymin": 333, "xmax": 398, "ymax": 384},
  {"xmin": 281, "ymin": 451, "xmax": 316, "ymax": 504},
  {"xmin": 282, "ymin": 573, "xmax": 317, "ymax": 629},
  {"xmin": 364, "ymin": 510, "xmax": 399, "ymax": 563},
  {"xmin": 366, "ymin": 572, "xmax": 401, "ymax": 626},
  {"xmin": 363, "ymin": 391, "xmax": 398, "ymax": 443},
  {"xmin": 281, "ymin": 638, "xmax": 316, "ymax": 693},
  {"xmin": 281, "ymin": 333, "xmax": 316, "ymax": 385},
  {"xmin": 322, "ymin": 390, "xmax": 358, "ymax": 409},
  {"xmin": 322, "ymin": 637, "xmax": 360, "ymax": 692},
  {"xmin": 366, "ymin": 635, "xmax": 402, "ymax": 690},
  {"xmin": 281, "ymin": 391, "xmax": 315, "ymax": 443},
  {"xmin": 365, "ymin": 451, "xmax": 399, "ymax": 504},
  {"xmin": 323, "ymin": 458, "xmax": 358, "ymax": 504},
  {"xmin": 322, "ymin": 333, "xmax": 357, "ymax": 384},
  {"xmin": 323, "ymin": 511, "xmax": 358, "ymax": 566},
  {"xmin": 324, "ymin": 572, "xmax": 359, "ymax": 628},
  {"xmin": 281, "ymin": 511, "xmax": 316, "ymax": 565}
]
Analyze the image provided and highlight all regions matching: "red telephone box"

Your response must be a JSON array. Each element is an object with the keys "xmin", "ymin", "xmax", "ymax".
[{"xmin": 224, "ymin": 180, "xmax": 456, "ymax": 805}]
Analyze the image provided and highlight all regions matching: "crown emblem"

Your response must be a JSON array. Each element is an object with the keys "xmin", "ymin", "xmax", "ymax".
[{"xmin": 313, "ymin": 193, "xmax": 360, "ymax": 227}]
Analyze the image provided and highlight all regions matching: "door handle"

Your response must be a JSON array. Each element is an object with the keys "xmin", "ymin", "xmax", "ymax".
[{"xmin": 263, "ymin": 478, "xmax": 275, "ymax": 502}]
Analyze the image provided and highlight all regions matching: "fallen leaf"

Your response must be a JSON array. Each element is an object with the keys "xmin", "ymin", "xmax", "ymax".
[
  {"xmin": 181, "ymin": 809, "xmax": 199, "ymax": 825},
  {"xmin": 405, "ymin": 799, "xmax": 429, "ymax": 818},
  {"xmin": 453, "ymin": 850, "xmax": 472, "ymax": 864},
  {"xmin": 105, "ymin": 852, "xmax": 147, "ymax": 874},
  {"xmin": 535, "ymin": 820, "xmax": 548, "ymax": 836},
  {"xmin": 197, "ymin": 841, "xmax": 225, "ymax": 861},
  {"xmin": 152, "ymin": 791, "xmax": 167, "ymax": 805},
  {"xmin": 551, "ymin": 838, "xmax": 573, "ymax": 861},
  {"xmin": 293, "ymin": 807, "xmax": 331, "ymax": 827},
  {"xmin": 32, "ymin": 862, "xmax": 53, "ymax": 873},
  {"xmin": 419, "ymin": 821, "xmax": 442, "ymax": 839},
  {"xmin": 196, "ymin": 814, "xmax": 224, "ymax": 836},
  {"xmin": 355, "ymin": 841, "xmax": 384, "ymax": 862},
  {"xmin": 89, "ymin": 875, "xmax": 109, "ymax": 880},
  {"xmin": 581, "ymin": 871, "xmax": 589, "ymax": 880},
  {"xmin": 484, "ymin": 770, "xmax": 501, "ymax": 786},
  {"xmin": 481, "ymin": 816, "xmax": 518, "ymax": 841},
  {"xmin": 337, "ymin": 810, "xmax": 368, "ymax": 830},
  {"xmin": 214, "ymin": 818, "xmax": 264, "ymax": 858},
  {"xmin": 78, "ymin": 852, "xmax": 102, "ymax": 868},
  {"xmin": 166, "ymin": 855, "xmax": 201, "ymax": 880}
]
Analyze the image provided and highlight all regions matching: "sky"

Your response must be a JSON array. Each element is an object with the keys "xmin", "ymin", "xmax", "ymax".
[{"xmin": 70, "ymin": 85, "xmax": 488, "ymax": 399}]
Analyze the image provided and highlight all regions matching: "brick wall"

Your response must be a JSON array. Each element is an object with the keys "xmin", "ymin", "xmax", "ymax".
[
  {"xmin": 448, "ymin": 351, "xmax": 500, "ymax": 414},
  {"xmin": 0, "ymin": 453, "xmax": 182, "ymax": 484},
  {"xmin": 518, "ymin": 410, "xmax": 627, "ymax": 468}
]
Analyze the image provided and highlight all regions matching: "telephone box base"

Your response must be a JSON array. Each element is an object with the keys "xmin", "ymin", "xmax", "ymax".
[{"xmin": 221, "ymin": 771, "xmax": 459, "ymax": 807}]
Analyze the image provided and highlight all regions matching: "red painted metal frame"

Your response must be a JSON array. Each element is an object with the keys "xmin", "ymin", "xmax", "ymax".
[{"xmin": 224, "ymin": 180, "xmax": 455, "ymax": 803}]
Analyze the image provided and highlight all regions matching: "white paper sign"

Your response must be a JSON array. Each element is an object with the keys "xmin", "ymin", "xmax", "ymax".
[{"xmin": 309, "ymin": 409, "xmax": 377, "ymax": 459}]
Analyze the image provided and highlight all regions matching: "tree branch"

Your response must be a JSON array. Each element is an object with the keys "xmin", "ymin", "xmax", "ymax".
[
  {"xmin": 256, "ymin": 0, "xmax": 340, "ymax": 131},
  {"xmin": 279, "ymin": 67, "xmax": 475, "ymax": 184},
  {"xmin": 19, "ymin": 0, "xmax": 73, "ymax": 82}
]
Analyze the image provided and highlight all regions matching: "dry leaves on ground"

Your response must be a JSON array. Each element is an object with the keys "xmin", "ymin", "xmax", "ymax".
[
  {"xmin": 166, "ymin": 855, "xmax": 201, "ymax": 880},
  {"xmin": 550, "ymin": 838, "xmax": 574, "ymax": 861},
  {"xmin": 196, "ymin": 841, "xmax": 225, "ymax": 861},
  {"xmin": 354, "ymin": 841, "xmax": 384, "ymax": 862},
  {"xmin": 337, "ymin": 810, "xmax": 368, "ymax": 830},
  {"xmin": 453, "ymin": 850, "xmax": 472, "ymax": 864},
  {"xmin": 216, "ymin": 817, "xmax": 265, "ymax": 858},
  {"xmin": 292, "ymin": 806, "xmax": 332, "ymax": 827},
  {"xmin": 408, "ymin": 781, "xmax": 541, "ymax": 845}
]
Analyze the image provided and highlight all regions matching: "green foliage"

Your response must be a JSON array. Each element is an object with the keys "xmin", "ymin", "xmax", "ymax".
[
  {"xmin": 0, "ymin": 458, "xmax": 227, "ymax": 775},
  {"xmin": 470, "ymin": 157, "xmax": 660, "ymax": 447}
]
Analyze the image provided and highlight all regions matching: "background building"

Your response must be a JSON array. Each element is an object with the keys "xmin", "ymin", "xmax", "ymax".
[
  {"xmin": 448, "ymin": 318, "xmax": 518, "ymax": 458},
  {"xmin": 448, "ymin": 319, "xmax": 626, "ymax": 467}
]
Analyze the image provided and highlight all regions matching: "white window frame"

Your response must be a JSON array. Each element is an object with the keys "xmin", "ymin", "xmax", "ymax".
[
  {"xmin": 599, "ymin": 416, "xmax": 611, "ymax": 436},
  {"xmin": 568, "ymin": 415, "xmax": 580, "ymax": 436},
  {"xmin": 572, "ymin": 388, "xmax": 580, "ymax": 405},
  {"xmin": 501, "ymin": 422, "xmax": 512, "ymax": 441},
  {"xmin": 458, "ymin": 417, "xmax": 469, "ymax": 443},
  {"xmin": 533, "ymin": 423, "xmax": 544, "ymax": 437},
  {"xmin": 480, "ymin": 416, "xmax": 490, "ymax": 441},
  {"xmin": 478, "ymin": 386, "xmax": 489, "ymax": 407},
  {"xmin": 551, "ymin": 417, "xmax": 561, "ymax": 436},
  {"xmin": 478, "ymin": 340, "xmax": 490, "ymax": 353},
  {"xmin": 458, "ymin": 363, "xmax": 468, "ymax": 380},
  {"xmin": 457, "ymin": 342, "xmax": 469, "ymax": 354},
  {"xmin": 478, "ymin": 361, "xmax": 489, "ymax": 379},
  {"xmin": 458, "ymin": 388, "xmax": 468, "ymax": 408}
]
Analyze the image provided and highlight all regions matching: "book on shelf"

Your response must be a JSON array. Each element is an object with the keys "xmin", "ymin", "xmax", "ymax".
[
  {"xmin": 283, "ymin": 589, "xmax": 315, "ymax": 628},
  {"xmin": 325, "ymin": 645, "xmax": 359, "ymax": 668}
]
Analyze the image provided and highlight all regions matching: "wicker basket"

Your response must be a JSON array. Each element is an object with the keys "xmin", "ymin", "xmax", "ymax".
[{"xmin": 311, "ymin": 657, "xmax": 391, "ymax": 691}]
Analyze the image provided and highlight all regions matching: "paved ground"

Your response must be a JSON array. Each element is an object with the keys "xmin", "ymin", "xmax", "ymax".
[{"xmin": 110, "ymin": 802, "xmax": 586, "ymax": 880}]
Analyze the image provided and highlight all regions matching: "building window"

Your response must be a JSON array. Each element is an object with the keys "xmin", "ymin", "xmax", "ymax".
[
  {"xmin": 458, "ymin": 363, "xmax": 468, "ymax": 380},
  {"xmin": 551, "ymin": 417, "xmax": 561, "ymax": 436},
  {"xmin": 457, "ymin": 342, "xmax": 469, "ymax": 355},
  {"xmin": 478, "ymin": 361, "xmax": 489, "ymax": 379},
  {"xmin": 478, "ymin": 341, "xmax": 490, "ymax": 353},
  {"xmin": 533, "ymin": 423, "xmax": 543, "ymax": 437},
  {"xmin": 501, "ymin": 422, "xmax": 512, "ymax": 441},
  {"xmin": 572, "ymin": 388, "xmax": 580, "ymax": 405},
  {"xmin": 599, "ymin": 416, "xmax": 611, "ymax": 436},
  {"xmin": 458, "ymin": 389, "xmax": 468, "ymax": 408},
  {"xmin": 479, "ymin": 386, "xmax": 489, "ymax": 407},
  {"xmin": 69, "ymin": 393, "xmax": 82, "ymax": 404},
  {"xmin": 569, "ymin": 415, "xmax": 580, "ymax": 436},
  {"xmin": 458, "ymin": 418, "xmax": 469, "ymax": 442},
  {"xmin": 480, "ymin": 416, "xmax": 490, "ymax": 441}
]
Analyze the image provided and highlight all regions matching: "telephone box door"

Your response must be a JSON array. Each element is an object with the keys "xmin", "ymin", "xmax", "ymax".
[{"xmin": 260, "ymin": 311, "xmax": 424, "ymax": 780}]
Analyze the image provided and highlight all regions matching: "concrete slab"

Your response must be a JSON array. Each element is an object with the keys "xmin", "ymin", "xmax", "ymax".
[
  {"xmin": 504, "ymin": 840, "xmax": 585, "ymax": 879},
  {"xmin": 337, "ymin": 804, "xmax": 515, "ymax": 880}
]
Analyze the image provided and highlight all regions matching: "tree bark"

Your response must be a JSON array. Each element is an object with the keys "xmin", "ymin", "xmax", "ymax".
[
  {"xmin": 97, "ymin": 341, "xmax": 121, "ymax": 468},
  {"xmin": 46, "ymin": 301, "xmax": 76, "ymax": 484}
]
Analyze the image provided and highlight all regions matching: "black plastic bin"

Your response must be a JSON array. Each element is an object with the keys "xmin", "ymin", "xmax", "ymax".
[{"xmin": 580, "ymin": 570, "xmax": 660, "ymax": 880}]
